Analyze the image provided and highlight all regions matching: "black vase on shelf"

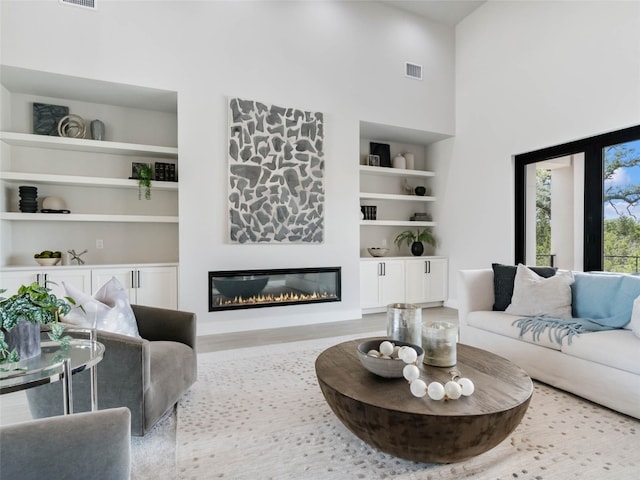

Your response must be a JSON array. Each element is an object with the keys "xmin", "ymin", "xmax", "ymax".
[
  {"xmin": 18, "ymin": 186, "xmax": 38, "ymax": 213},
  {"xmin": 411, "ymin": 241, "xmax": 424, "ymax": 256}
]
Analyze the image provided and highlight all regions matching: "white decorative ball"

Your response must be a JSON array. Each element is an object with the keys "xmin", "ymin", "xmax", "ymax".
[
  {"xmin": 444, "ymin": 381, "xmax": 462, "ymax": 400},
  {"xmin": 427, "ymin": 381, "xmax": 445, "ymax": 400},
  {"xmin": 392, "ymin": 345, "xmax": 401, "ymax": 358},
  {"xmin": 409, "ymin": 379, "xmax": 427, "ymax": 398},
  {"xmin": 399, "ymin": 346, "xmax": 418, "ymax": 364},
  {"xmin": 379, "ymin": 341, "xmax": 395, "ymax": 356},
  {"xmin": 367, "ymin": 349, "xmax": 380, "ymax": 357},
  {"xmin": 457, "ymin": 377, "xmax": 475, "ymax": 396},
  {"xmin": 403, "ymin": 364, "xmax": 420, "ymax": 382}
]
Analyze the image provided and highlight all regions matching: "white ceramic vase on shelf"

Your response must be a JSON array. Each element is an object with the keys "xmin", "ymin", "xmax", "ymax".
[
  {"xmin": 404, "ymin": 153, "xmax": 415, "ymax": 169},
  {"xmin": 392, "ymin": 154, "xmax": 406, "ymax": 169}
]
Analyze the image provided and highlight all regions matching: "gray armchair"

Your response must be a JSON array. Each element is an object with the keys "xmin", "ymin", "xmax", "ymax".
[
  {"xmin": 0, "ymin": 407, "xmax": 131, "ymax": 480},
  {"xmin": 27, "ymin": 305, "xmax": 197, "ymax": 436}
]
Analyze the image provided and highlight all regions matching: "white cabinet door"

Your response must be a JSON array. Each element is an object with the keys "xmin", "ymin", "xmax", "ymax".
[
  {"xmin": 404, "ymin": 259, "xmax": 429, "ymax": 304},
  {"xmin": 136, "ymin": 266, "xmax": 177, "ymax": 309},
  {"xmin": 46, "ymin": 270, "xmax": 92, "ymax": 299},
  {"xmin": 360, "ymin": 261, "xmax": 381, "ymax": 309},
  {"xmin": 91, "ymin": 268, "xmax": 135, "ymax": 300},
  {"xmin": 404, "ymin": 258, "xmax": 448, "ymax": 303},
  {"xmin": 425, "ymin": 258, "xmax": 448, "ymax": 302},
  {"xmin": 379, "ymin": 260, "xmax": 405, "ymax": 306},
  {"xmin": 0, "ymin": 269, "xmax": 90, "ymax": 298},
  {"xmin": 0, "ymin": 271, "xmax": 39, "ymax": 295}
]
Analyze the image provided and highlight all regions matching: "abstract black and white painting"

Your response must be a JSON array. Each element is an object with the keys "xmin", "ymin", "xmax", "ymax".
[{"xmin": 228, "ymin": 98, "xmax": 325, "ymax": 243}]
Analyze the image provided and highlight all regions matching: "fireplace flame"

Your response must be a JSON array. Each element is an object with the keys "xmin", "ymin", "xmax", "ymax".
[{"xmin": 215, "ymin": 290, "xmax": 336, "ymax": 307}]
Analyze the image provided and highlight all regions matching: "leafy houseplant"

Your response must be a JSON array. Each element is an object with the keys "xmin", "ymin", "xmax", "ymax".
[
  {"xmin": 394, "ymin": 228, "xmax": 436, "ymax": 257},
  {"xmin": 0, "ymin": 283, "xmax": 74, "ymax": 364},
  {"xmin": 137, "ymin": 163, "xmax": 153, "ymax": 200}
]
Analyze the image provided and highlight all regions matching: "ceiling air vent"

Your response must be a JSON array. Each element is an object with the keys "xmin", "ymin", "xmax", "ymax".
[
  {"xmin": 60, "ymin": 0, "xmax": 97, "ymax": 9},
  {"xmin": 405, "ymin": 62, "xmax": 423, "ymax": 80}
]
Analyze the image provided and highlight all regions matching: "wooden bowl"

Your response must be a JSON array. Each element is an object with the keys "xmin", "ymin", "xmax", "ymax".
[
  {"xmin": 357, "ymin": 339, "xmax": 424, "ymax": 378},
  {"xmin": 367, "ymin": 248, "xmax": 389, "ymax": 257}
]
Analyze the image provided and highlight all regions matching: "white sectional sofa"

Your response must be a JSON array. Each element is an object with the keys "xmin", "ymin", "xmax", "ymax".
[{"xmin": 458, "ymin": 267, "xmax": 640, "ymax": 419}]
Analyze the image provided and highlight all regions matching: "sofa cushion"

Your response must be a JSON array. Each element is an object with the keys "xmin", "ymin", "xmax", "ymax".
[
  {"xmin": 572, "ymin": 272, "xmax": 640, "ymax": 328},
  {"xmin": 492, "ymin": 263, "xmax": 556, "ymax": 311},
  {"xmin": 467, "ymin": 310, "xmax": 565, "ymax": 351},
  {"xmin": 505, "ymin": 264, "xmax": 574, "ymax": 319},
  {"xmin": 629, "ymin": 295, "xmax": 640, "ymax": 337},
  {"xmin": 561, "ymin": 329, "xmax": 640, "ymax": 375}
]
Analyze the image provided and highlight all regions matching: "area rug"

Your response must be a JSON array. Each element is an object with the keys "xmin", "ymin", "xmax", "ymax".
[{"xmin": 175, "ymin": 334, "xmax": 639, "ymax": 479}]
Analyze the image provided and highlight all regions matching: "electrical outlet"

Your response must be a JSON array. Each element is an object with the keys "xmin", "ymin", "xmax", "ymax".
[{"xmin": 96, "ymin": 239, "xmax": 104, "ymax": 249}]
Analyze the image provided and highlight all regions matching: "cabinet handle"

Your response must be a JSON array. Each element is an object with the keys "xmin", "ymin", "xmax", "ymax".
[
  {"xmin": 44, "ymin": 273, "xmax": 48, "ymax": 285},
  {"xmin": 382, "ymin": 262, "xmax": 386, "ymax": 276},
  {"xmin": 137, "ymin": 270, "xmax": 141, "ymax": 289},
  {"xmin": 131, "ymin": 270, "xmax": 135, "ymax": 289},
  {"xmin": 427, "ymin": 261, "xmax": 431, "ymax": 274}
]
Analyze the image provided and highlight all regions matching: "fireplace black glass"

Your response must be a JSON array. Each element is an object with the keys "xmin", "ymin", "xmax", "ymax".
[{"xmin": 208, "ymin": 267, "xmax": 341, "ymax": 311}]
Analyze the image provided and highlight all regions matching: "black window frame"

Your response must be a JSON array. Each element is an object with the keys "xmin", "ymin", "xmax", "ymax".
[{"xmin": 514, "ymin": 124, "xmax": 640, "ymax": 271}]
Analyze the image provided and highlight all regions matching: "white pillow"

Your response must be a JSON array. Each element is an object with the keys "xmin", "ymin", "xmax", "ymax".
[
  {"xmin": 628, "ymin": 295, "xmax": 640, "ymax": 338},
  {"xmin": 505, "ymin": 264, "xmax": 574, "ymax": 319},
  {"xmin": 62, "ymin": 277, "xmax": 140, "ymax": 338}
]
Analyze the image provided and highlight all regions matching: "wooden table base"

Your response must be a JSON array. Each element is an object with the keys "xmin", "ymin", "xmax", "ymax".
[{"xmin": 315, "ymin": 339, "xmax": 533, "ymax": 464}]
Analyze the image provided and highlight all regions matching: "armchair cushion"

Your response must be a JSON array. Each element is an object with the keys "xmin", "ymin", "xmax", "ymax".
[
  {"xmin": 62, "ymin": 277, "xmax": 140, "ymax": 338},
  {"xmin": 0, "ymin": 407, "xmax": 131, "ymax": 480}
]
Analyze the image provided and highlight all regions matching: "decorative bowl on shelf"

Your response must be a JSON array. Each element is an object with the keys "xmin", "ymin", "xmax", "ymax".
[
  {"xmin": 367, "ymin": 247, "xmax": 389, "ymax": 257},
  {"xmin": 357, "ymin": 339, "xmax": 425, "ymax": 378},
  {"xmin": 35, "ymin": 257, "xmax": 60, "ymax": 266}
]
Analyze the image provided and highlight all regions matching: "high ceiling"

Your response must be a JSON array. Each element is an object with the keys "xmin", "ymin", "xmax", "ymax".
[{"xmin": 378, "ymin": 0, "xmax": 486, "ymax": 26}]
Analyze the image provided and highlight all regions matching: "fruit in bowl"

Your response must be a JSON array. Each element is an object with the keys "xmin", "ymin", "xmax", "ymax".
[{"xmin": 34, "ymin": 250, "xmax": 62, "ymax": 266}]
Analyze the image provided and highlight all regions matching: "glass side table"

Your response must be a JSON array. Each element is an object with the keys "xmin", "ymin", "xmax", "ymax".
[{"xmin": 0, "ymin": 332, "xmax": 105, "ymax": 415}]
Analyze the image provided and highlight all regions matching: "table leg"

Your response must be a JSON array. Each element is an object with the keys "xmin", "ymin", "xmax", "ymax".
[{"xmin": 62, "ymin": 358, "xmax": 72, "ymax": 415}]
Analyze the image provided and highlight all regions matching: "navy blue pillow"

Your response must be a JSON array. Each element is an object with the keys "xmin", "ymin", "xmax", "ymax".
[{"xmin": 492, "ymin": 263, "xmax": 557, "ymax": 311}]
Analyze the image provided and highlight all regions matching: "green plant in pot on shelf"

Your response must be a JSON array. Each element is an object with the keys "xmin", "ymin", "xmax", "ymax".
[
  {"xmin": 0, "ymin": 283, "xmax": 75, "ymax": 366},
  {"xmin": 137, "ymin": 163, "xmax": 153, "ymax": 200},
  {"xmin": 394, "ymin": 228, "xmax": 436, "ymax": 257}
]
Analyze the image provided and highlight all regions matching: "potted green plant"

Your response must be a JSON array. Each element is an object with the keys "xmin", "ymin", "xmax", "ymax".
[
  {"xmin": 394, "ymin": 228, "xmax": 436, "ymax": 256},
  {"xmin": 0, "ymin": 283, "xmax": 74, "ymax": 365},
  {"xmin": 137, "ymin": 163, "xmax": 153, "ymax": 200}
]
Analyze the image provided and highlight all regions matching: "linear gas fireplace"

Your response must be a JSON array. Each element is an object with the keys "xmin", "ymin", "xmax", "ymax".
[{"xmin": 209, "ymin": 267, "xmax": 341, "ymax": 311}]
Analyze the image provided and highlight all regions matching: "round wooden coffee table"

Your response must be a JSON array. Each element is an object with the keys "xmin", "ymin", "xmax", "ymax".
[{"xmin": 315, "ymin": 338, "xmax": 533, "ymax": 464}]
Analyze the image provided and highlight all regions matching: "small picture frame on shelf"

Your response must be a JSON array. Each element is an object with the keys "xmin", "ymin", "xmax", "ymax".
[
  {"xmin": 131, "ymin": 162, "xmax": 152, "ymax": 180},
  {"xmin": 370, "ymin": 142, "xmax": 391, "ymax": 168},
  {"xmin": 367, "ymin": 154, "xmax": 380, "ymax": 167}
]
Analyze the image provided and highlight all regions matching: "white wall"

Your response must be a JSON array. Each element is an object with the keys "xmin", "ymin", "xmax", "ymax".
[
  {"xmin": 0, "ymin": 0, "xmax": 454, "ymax": 334},
  {"xmin": 436, "ymin": 0, "xmax": 640, "ymax": 306}
]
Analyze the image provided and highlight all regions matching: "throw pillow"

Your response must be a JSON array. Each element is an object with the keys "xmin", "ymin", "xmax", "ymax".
[
  {"xmin": 629, "ymin": 295, "xmax": 640, "ymax": 338},
  {"xmin": 62, "ymin": 277, "xmax": 140, "ymax": 338},
  {"xmin": 505, "ymin": 264, "xmax": 574, "ymax": 319},
  {"xmin": 492, "ymin": 263, "xmax": 557, "ymax": 311}
]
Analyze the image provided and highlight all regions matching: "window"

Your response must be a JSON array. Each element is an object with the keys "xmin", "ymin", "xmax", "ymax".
[{"xmin": 515, "ymin": 125, "xmax": 640, "ymax": 272}]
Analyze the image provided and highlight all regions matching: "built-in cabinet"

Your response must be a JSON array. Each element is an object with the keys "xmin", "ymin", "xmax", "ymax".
[
  {"xmin": 0, "ymin": 65, "xmax": 179, "ymax": 267},
  {"xmin": 360, "ymin": 257, "xmax": 448, "ymax": 310},
  {"xmin": 91, "ymin": 265, "xmax": 178, "ymax": 309},
  {"xmin": 0, "ymin": 264, "xmax": 178, "ymax": 310}
]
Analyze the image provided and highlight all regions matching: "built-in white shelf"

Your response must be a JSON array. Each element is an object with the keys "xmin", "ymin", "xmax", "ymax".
[
  {"xmin": 359, "ymin": 165, "xmax": 435, "ymax": 178},
  {"xmin": 360, "ymin": 220, "xmax": 436, "ymax": 227},
  {"xmin": 0, "ymin": 172, "xmax": 178, "ymax": 190},
  {"xmin": 0, "ymin": 212, "xmax": 178, "ymax": 223},
  {"xmin": 0, "ymin": 131, "xmax": 178, "ymax": 159},
  {"xmin": 359, "ymin": 192, "xmax": 435, "ymax": 202}
]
